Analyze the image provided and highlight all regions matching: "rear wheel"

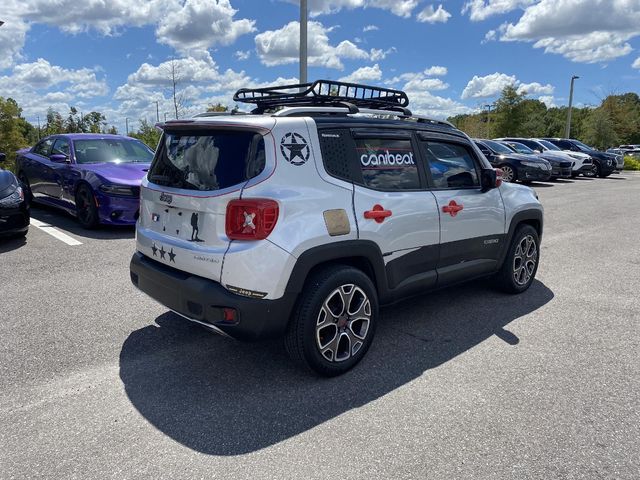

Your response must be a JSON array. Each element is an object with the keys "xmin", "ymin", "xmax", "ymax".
[
  {"xmin": 494, "ymin": 225, "xmax": 540, "ymax": 294},
  {"xmin": 500, "ymin": 165, "xmax": 516, "ymax": 182},
  {"xmin": 285, "ymin": 265, "xmax": 378, "ymax": 376},
  {"xmin": 75, "ymin": 184, "xmax": 99, "ymax": 229}
]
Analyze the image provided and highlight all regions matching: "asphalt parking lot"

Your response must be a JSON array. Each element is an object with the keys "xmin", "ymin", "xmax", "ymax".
[{"xmin": 1, "ymin": 174, "xmax": 639, "ymax": 479}]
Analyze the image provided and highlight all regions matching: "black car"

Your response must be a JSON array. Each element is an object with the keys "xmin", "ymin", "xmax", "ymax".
[
  {"xmin": 474, "ymin": 139, "xmax": 552, "ymax": 183},
  {"xmin": 0, "ymin": 153, "xmax": 30, "ymax": 238},
  {"xmin": 543, "ymin": 138, "xmax": 618, "ymax": 177},
  {"xmin": 497, "ymin": 140, "xmax": 573, "ymax": 179}
]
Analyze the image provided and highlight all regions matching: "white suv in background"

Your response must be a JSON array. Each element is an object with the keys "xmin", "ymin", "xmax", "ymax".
[{"xmin": 130, "ymin": 80, "xmax": 544, "ymax": 376}]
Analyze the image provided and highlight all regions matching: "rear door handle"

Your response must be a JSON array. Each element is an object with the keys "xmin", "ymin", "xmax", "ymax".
[{"xmin": 364, "ymin": 204, "xmax": 392, "ymax": 223}]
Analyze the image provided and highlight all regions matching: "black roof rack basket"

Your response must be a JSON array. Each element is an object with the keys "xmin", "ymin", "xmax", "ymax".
[{"xmin": 233, "ymin": 79, "xmax": 410, "ymax": 114}]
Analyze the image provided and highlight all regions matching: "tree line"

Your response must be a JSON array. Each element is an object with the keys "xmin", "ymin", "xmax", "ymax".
[{"xmin": 447, "ymin": 86, "xmax": 640, "ymax": 150}]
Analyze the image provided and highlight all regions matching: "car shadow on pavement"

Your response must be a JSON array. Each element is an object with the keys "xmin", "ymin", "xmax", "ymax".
[
  {"xmin": 30, "ymin": 204, "xmax": 135, "ymax": 240},
  {"xmin": 119, "ymin": 279, "xmax": 554, "ymax": 456},
  {"xmin": 0, "ymin": 234, "xmax": 27, "ymax": 253}
]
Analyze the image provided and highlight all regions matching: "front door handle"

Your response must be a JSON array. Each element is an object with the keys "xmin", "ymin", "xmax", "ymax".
[
  {"xmin": 364, "ymin": 204, "xmax": 392, "ymax": 223},
  {"xmin": 442, "ymin": 200, "xmax": 464, "ymax": 217}
]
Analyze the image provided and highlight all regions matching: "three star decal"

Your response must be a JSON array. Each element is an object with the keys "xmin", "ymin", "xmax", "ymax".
[
  {"xmin": 280, "ymin": 132, "xmax": 310, "ymax": 166},
  {"xmin": 151, "ymin": 243, "xmax": 176, "ymax": 263}
]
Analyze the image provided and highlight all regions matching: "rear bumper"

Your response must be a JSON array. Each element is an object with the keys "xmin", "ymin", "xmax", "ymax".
[
  {"xmin": 130, "ymin": 252, "xmax": 297, "ymax": 340},
  {"xmin": 96, "ymin": 193, "xmax": 140, "ymax": 225}
]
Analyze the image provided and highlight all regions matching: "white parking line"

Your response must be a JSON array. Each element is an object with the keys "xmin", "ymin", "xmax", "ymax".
[{"xmin": 30, "ymin": 218, "xmax": 83, "ymax": 246}]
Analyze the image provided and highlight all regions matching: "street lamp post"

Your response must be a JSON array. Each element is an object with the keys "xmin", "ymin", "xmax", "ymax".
[
  {"xmin": 299, "ymin": 0, "xmax": 308, "ymax": 85},
  {"xmin": 565, "ymin": 75, "xmax": 579, "ymax": 138},
  {"xmin": 125, "ymin": 117, "xmax": 129, "ymax": 136},
  {"xmin": 484, "ymin": 104, "xmax": 493, "ymax": 137}
]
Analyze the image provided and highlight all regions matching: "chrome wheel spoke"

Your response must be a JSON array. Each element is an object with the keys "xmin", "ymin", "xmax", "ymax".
[{"xmin": 513, "ymin": 234, "xmax": 537, "ymax": 286}]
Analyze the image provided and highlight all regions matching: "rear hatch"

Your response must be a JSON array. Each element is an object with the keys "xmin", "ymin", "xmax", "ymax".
[{"xmin": 136, "ymin": 122, "xmax": 271, "ymax": 282}]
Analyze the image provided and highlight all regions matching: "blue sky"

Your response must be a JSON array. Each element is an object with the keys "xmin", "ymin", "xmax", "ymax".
[{"xmin": 1, "ymin": 0, "xmax": 639, "ymax": 133}]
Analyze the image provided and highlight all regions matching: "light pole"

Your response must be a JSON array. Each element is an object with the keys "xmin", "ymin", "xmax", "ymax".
[
  {"xmin": 565, "ymin": 75, "xmax": 579, "ymax": 138},
  {"xmin": 299, "ymin": 0, "xmax": 308, "ymax": 84},
  {"xmin": 155, "ymin": 101, "xmax": 160, "ymax": 122},
  {"xmin": 125, "ymin": 117, "xmax": 129, "ymax": 136},
  {"xmin": 484, "ymin": 104, "xmax": 493, "ymax": 137}
]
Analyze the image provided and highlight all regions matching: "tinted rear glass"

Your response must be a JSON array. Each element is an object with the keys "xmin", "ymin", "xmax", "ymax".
[
  {"xmin": 148, "ymin": 130, "xmax": 265, "ymax": 191},
  {"xmin": 74, "ymin": 139, "xmax": 153, "ymax": 164}
]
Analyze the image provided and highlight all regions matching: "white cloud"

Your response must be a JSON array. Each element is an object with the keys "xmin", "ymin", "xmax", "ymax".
[
  {"xmin": 499, "ymin": 0, "xmax": 640, "ymax": 63},
  {"xmin": 516, "ymin": 82, "xmax": 554, "ymax": 96},
  {"xmin": 404, "ymin": 78, "xmax": 449, "ymax": 91},
  {"xmin": 339, "ymin": 64, "xmax": 383, "ymax": 83},
  {"xmin": 538, "ymin": 95, "xmax": 556, "ymax": 108},
  {"xmin": 417, "ymin": 5, "xmax": 452, "ymax": 24},
  {"xmin": 234, "ymin": 50, "xmax": 251, "ymax": 61},
  {"xmin": 424, "ymin": 65, "xmax": 447, "ymax": 76},
  {"xmin": 288, "ymin": 0, "xmax": 418, "ymax": 18},
  {"xmin": 462, "ymin": 72, "xmax": 517, "ymax": 99},
  {"xmin": 370, "ymin": 47, "xmax": 397, "ymax": 61},
  {"xmin": 254, "ymin": 21, "xmax": 369, "ymax": 69},
  {"xmin": 155, "ymin": 0, "xmax": 255, "ymax": 55},
  {"xmin": 461, "ymin": 0, "xmax": 535, "ymax": 22},
  {"xmin": 633, "ymin": 57, "xmax": 640, "ymax": 69},
  {"xmin": 408, "ymin": 91, "xmax": 473, "ymax": 119},
  {"xmin": 363, "ymin": 25, "xmax": 379, "ymax": 32}
]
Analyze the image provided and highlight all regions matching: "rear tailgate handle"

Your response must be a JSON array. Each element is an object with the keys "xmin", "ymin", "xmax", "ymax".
[{"xmin": 364, "ymin": 204, "xmax": 392, "ymax": 223}]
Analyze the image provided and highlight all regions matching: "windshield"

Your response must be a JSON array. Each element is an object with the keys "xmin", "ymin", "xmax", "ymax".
[
  {"xmin": 484, "ymin": 140, "xmax": 514, "ymax": 154},
  {"xmin": 74, "ymin": 139, "xmax": 154, "ymax": 164},
  {"xmin": 148, "ymin": 129, "xmax": 266, "ymax": 191},
  {"xmin": 538, "ymin": 139, "xmax": 561, "ymax": 151},
  {"xmin": 571, "ymin": 139, "xmax": 594, "ymax": 152},
  {"xmin": 505, "ymin": 142, "xmax": 534, "ymax": 154}
]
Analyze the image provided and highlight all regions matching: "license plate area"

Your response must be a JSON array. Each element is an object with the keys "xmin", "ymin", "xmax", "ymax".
[{"xmin": 151, "ymin": 206, "xmax": 207, "ymax": 242}]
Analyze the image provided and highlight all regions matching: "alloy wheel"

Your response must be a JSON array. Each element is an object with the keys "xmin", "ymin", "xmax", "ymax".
[
  {"xmin": 315, "ymin": 284, "xmax": 371, "ymax": 363},
  {"xmin": 512, "ymin": 234, "xmax": 538, "ymax": 286},
  {"xmin": 501, "ymin": 166, "xmax": 515, "ymax": 182}
]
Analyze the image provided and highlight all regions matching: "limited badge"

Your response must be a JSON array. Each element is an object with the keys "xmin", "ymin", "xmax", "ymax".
[{"xmin": 280, "ymin": 132, "xmax": 310, "ymax": 166}]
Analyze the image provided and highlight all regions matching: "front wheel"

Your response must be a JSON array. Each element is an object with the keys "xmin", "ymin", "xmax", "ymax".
[
  {"xmin": 494, "ymin": 225, "xmax": 540, "ymax": 294},
  {"xmin": 285, "ymin": 265, "xmax": 378, "ymax": 376},
  {"xmin": 500, "ymin": 165, "xmax": 516, "ymax": 182},
  {"xmin": 75, "ymin": 184, "xmax": 99, "ymax": 229}
]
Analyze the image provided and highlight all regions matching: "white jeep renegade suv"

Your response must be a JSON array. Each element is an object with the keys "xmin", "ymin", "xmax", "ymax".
[{"xmin": 130, "ymin": 80, "xmax": 543, "ymax": 376}]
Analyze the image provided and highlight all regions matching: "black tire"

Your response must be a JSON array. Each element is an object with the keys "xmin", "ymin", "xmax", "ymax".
[
  {"xmin": 75, "ymin": 184, "xmax": 99, "ymax": 229},
  {"xmin": 494, "ymin": 225, "xmax": 540, "ymax": 294},
  {"xmin": 17, "ymin": 172, "xmax": 32, "ymax": 204},
  {"xmin": 285, "ymin": 265, "xmax": 378, "ymax": 377},
  {"xmin": 593, "ymin": 163, "xmax": 602, "ymax": 178},
  {"xmin": 571, "ymin": 171, "xmax": 579, "ymax": 178}
]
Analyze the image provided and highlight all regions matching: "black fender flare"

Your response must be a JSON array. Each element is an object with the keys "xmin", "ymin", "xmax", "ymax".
[
  {"xmin": 284, "ymin": 240, "xmax": 390, "ymax": 300},
  {"xmin": 498, "ymin": 209, "xmax": 544, "ymax": 267}
]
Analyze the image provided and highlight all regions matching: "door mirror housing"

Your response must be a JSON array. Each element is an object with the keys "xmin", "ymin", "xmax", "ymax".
[
  {"xmin": 481, "ymin": 168, "xmax": 501, "ymax": 192},
  {"xmin": 50, "ymin": 153, "xmax": 70, "ymax": 163},
  {"xmin": 0, "ymin": 153, "xmax": 6, "ymax": 163}
]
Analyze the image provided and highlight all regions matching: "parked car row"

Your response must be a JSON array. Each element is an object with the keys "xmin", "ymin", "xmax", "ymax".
[
  {"xmin": 472, "ymin": 137, "xmax": 622, "ymax": 183},
  {"xmin": 607, "ymin": 144, "xmax": 640, "ymax": 159}
]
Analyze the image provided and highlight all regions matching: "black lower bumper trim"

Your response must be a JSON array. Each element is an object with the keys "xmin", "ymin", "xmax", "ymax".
[{"xmin": 130, "ymin": 252, "xmax": 298, "ymax": 340}]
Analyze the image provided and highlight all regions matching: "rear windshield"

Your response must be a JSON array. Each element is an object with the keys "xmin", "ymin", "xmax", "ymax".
[
  {"xmin": 74, "ymin": 139, "xmax": 154, "ymax": 164},
  {"xmin": 148, "ymin": 129, "xmax": 266, "ymax": 191}
]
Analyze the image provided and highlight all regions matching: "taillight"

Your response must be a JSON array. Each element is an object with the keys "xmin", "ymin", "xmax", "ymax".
[{"xmin": 225, "ymin": 199, "xmax": 279, "ymax": 240}]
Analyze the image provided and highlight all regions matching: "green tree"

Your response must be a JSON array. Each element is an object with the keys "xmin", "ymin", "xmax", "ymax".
[
  {"xmin": 206, "ymin": 103, "xmax": 229, "ymax": 112},
  {"xmin": 129, "ymin": 119, "xmax": 161, "ymax": 150},
  {"xmin": 492, "ymin": 85, "xmax": 526, "ymax": 137},
  {"xmin": 0, "ymin": 97, "xmax": 30, "ymax": 171},
  {"xmin": 583, "ymin": 108, "xmax": 618, "ymax": 150}
]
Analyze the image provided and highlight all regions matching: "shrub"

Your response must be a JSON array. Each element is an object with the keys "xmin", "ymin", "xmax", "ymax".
[{"xmin": 623, "ymin": 156, "xmax": 640, "ymax": 171}]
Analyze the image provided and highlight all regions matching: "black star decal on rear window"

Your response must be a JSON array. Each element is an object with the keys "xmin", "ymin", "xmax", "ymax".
[{"xmin": 168, "ymin": 248, "xmax": 176, "ymax": 263}]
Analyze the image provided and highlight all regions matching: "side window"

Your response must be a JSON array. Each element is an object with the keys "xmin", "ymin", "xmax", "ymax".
[
  {"xmin": 33, "ymin": 138, "xmax": 54, "ymax": 157},
  {"xmin": 355, "ymin": 137, "xmax": 420, "ymax": 190},
  {"xmin": 477, "ymin": 144, "xmax": 492, "ymax": 156},
  {"xmin": 421, "ymin": 141, "xmax": 480, "ymax": 189},
  {"xmin": 52, "ymin": 138, "xmax": 70, "ymax": 156}
]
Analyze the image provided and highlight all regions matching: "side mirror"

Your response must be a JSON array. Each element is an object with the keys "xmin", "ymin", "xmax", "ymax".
[
  {"xmin": 0, "ymin": 153, "xmax": 6, "ymax": 163},
  {"xmin": 481, "ymin": 168, "xmax": 501, "ymax": 192},
  {"xmin": 50, "ymin": 153, "xmax": 70, "ymax": 163}
]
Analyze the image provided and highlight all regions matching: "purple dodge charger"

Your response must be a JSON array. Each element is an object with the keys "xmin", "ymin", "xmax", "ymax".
[{"xmin": 16, "ymin": 133, "xmax": 154, "ymax": 228}]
